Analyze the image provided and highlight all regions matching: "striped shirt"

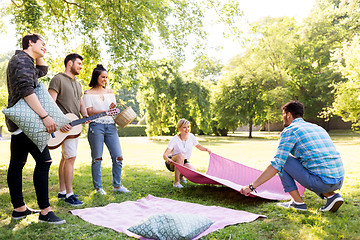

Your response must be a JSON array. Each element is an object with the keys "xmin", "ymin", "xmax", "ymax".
[{"xmin": 271, "ymin": 118, "xmax": 344, "ymax": 184}]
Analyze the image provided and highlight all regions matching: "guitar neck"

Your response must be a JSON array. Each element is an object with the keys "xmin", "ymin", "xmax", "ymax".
[{"xmin": 70, "ymin": 111, "xmax": 108, "ymax": 126}]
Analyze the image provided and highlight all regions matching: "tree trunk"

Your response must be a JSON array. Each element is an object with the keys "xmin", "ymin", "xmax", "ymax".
[{"xmin": 248, "ymin": 123, "xmax": 253, "ymax": 138}]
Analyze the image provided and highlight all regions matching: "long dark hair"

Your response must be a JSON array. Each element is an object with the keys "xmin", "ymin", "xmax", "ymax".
[{"xmin": 89, "ymin": 64, "xmax": 107, "ymax": 88}]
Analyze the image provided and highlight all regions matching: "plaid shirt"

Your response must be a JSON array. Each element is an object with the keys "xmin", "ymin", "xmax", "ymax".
[{"xmin": 271, "ymin": 118, "xmax": 344, "ymax": 182}]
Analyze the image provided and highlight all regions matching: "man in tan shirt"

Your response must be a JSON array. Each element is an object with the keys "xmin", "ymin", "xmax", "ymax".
[{"xmin": 49, "ymin": 53, "xmax": 88, "ymax": 206}]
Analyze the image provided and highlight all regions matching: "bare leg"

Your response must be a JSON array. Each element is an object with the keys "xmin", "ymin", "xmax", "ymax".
[
  {"xmin": 41, "ymin": 206, "xmax": 51, "ymax": 215},
  {"xmin": 58, "ymin": 156, "xmax": 66, "ymax": 192},
  {"xmin": 59, "ymin": 156, "xmax": 76, "ymax": 194},
  {"xmin": 323, "ymin": 192, "xmax": 336, "ymax": 198},
  {"xmin": 171, "ymin": 154, "xmax": 185, "ymax": 185},
  {"xmin": 14, "ymin": 205, "xmax": 51, "ymax": 215},
  {"xmin": 184, "ymin": 163, "xmax": 195, "ymax": 170},
  {"xmin": 288, "ymin": 189, "xmax": 305, "ymax": 203},
  {"xmin": 14, "ymin": 205, "xmax": 27, "ymax": 212},
  {"xmin": 64, "ymin": 157, "xmax": 76, "ymax": 194}
]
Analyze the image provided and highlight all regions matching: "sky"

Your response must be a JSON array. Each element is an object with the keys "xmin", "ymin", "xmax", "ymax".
[
  {"xmin": 200, "ymin": 0, "xmax": 316, "ymax": 66},
  {"xmin": 0, "ymin": 0, "xmax": 315, "ymax": 65}
]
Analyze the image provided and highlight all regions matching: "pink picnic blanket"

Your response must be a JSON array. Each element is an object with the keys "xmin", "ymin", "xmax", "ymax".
[
  {"xmin": 71, "ymin": 194, "xmax": 265, "ymax": 239},
  {"xmin": 172, "ymin": 153, "xmax": 305, "ymax": 200}
]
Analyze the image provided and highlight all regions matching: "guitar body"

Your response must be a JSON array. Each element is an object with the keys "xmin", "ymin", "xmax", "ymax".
[
  {"xmin": 48, "ymin": 113, "xmax": 83, "ymax": 150},
  {"xmin": 47, "ymin": 108, "xmax": 120, "ymax": 150}
]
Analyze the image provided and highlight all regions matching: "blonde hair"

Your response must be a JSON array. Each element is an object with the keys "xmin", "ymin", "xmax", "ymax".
[{"xmin": 177, "ymin": 119, "xmax": 190, "ymax": 129}]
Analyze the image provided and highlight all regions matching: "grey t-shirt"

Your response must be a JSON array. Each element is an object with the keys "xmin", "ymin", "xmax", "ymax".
[{"xmin": 49, "ymin": 72, "xmax": 82, "ymax": 118}]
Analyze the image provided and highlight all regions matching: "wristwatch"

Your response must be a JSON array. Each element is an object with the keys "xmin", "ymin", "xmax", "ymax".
[{"xmin": 249, "ymin": 183, "xmax": 257, "ymax": 193}]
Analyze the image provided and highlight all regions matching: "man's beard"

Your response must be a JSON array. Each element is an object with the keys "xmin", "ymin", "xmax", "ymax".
[{"xmin": 70, "ymin": 66, "xmax": 80, "ymax": 76}]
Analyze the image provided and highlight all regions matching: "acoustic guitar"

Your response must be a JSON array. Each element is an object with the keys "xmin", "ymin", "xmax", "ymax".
[{"xmin": 48, "ymin": 108, "xmax": 120, "ymax": 150}]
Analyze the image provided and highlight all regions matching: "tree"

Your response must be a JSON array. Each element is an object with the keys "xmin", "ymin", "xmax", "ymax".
[
  {"xmin": 0, "ymin": 52, "xmax": 13, "ymax": 129},
  {"xmin": 249, "ymin": 17, "xmax": 296, "ymax": 124},
  {"xmin": 214, "ymin": 53, "xmax": 268, "ymax": 138},
  {"xmin": 137, "ymin": 60, "xmax": 211, "ymax": 136},
  {"xmin": 191, "ymin": 55, "xmax": 223, "ymax": 83},
  {"xmin": 287, "ymin": 0, "xmax": 360, "ymax": 123},
  {"xmin": 116, "ymin": 86, "xmax": 141, "ymax": 119},
  {"xmin": 331, "ymin": 34, "xmax": 360, "ymax": 128},
  {"xmin": 174, "ymin": 71, "xmax": 212, "ymax": 134},
  {"xmin": 3, "ymin": 0, "xmax": 242, "ymax": 87},
  {"xmin": 0, "ymin": 51, "xmax": 12, "ymax": 86},
  {"xmin": 213, "ymin": 17, "xmax": 296, "ymax": 137},
  {"xmin": 137, "ymin": 61, "xmax": 175, "ymax": 136}
]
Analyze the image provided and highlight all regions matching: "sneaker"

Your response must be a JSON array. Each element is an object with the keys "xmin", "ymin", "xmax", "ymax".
[
  {"xmin": 58, "ymin": 193, "xmax": 79, "ymax": 199},
  {"xmin": 277, "ymin": 201, "xmax": 307, "ymax": 211},
  {"xmin": 95, "ymin": 188, "xmax": 107, "ymax": 195},
  {"xmin": 180, "ymin": 178, "xmax": 187, "ymax": 184},
  {"xmin": 12, "ymin": 208, "xmax": 40, "ymax": 220},
  {"xmin": 64, "ymin": 194, "xmax": 83, "ymax": 206},
  {"xmin": 39, "ymin": 211, "xmax": 66, "ymax": 224},
  {"xmin": 173, "ymin": 183, "xmax": 184, "ymax": 188},
  {"xmin": 113, "ymin": 186, "xmax": 130, "ymax": 193},
  {"xmin": 320, "ymin": 193, "xmax": 344, "ymax": 212}
]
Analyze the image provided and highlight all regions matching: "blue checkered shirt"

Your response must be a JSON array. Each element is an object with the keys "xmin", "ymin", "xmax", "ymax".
[{"xmin": 271, "ymin": 118, "xmax": 344, "ymax": 183}]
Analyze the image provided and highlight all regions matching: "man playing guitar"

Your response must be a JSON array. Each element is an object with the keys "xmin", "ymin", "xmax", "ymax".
[{"xmin": 48, "ymin": 53, "xmax": 88, "ymax": 206}]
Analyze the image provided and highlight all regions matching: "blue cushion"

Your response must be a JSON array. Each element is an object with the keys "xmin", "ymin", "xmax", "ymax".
[
  {"xmin": 128, "ymin": 213, "xmax": 214, "ymax": 240},
  {"xmin": 2, "ymin": 81, "xmax": 71, "ymax": 151}
]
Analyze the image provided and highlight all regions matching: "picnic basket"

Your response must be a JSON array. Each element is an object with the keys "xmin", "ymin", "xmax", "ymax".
[{"xmin": 114, "ymin": 104, "xmax": 137, "ymax": 128}]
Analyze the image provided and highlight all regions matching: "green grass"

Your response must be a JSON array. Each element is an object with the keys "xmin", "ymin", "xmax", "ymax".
[{"xmin": 0, "ymin": 131, "xmax": 360, "ymax": 239}]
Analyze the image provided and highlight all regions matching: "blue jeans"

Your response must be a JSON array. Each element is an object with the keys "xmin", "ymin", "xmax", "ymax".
[
  {"xmin": 280, "ymin": 155, "xmax": 343, "ymax": 199},
  {"xmin": 88, "ymin": 122, "xmax": 123, "ymax": 189}
]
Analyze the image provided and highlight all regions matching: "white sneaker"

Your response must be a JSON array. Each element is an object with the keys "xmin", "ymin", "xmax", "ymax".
[
  {"xmin": 95, "ymin": 188, "xmax": 107, "ymax": 195},
  {"xmin": 180, "ymin": 178, "xmax": 187, "ymax": 183},
  {"xmin": 173, "ymin": 183, "xmax": 184, "ymax": 188},
  {"xmin": 276, "ymin": 200, "xmax": 307, "ymax": 211},
  {"xmin": 113, "ymin": 186, "xmax": 130, "ymax": 193}
]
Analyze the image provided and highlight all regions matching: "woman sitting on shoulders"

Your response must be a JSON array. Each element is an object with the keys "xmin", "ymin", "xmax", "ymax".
[{"xmin": 163, "ymin": 119, "xmax": 211, "ymax": 188}]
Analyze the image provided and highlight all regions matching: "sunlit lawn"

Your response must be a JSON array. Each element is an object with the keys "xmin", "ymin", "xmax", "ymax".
[{"xmin": 0, "ymin": 130, "xmax": 359, "ymax": 239}]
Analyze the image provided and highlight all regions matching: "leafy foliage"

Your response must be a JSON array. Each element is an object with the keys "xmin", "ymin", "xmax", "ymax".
[
  {"xmin": 137, "ymin": 60, "xmax": 211, "ymax": 136},
  {"xmin": 4, "ymin": 0, "xmax": 242, "ymax": 87},
  {"xmin": 331, "ymin": 35, "xmax": 360, "ymax": 128},
  {"xmin": 287, "ymin": 0, "xmax": 360, "ymax": 120},
  {"xmin": 215, "ymin": 56, "xmax": 267, "ymax": 138},
  {"xmin": 4, "ymin": 0, "xmax": 360, "ymax": 134},
  {"xmin": 214, "ymin": 17, "xmax": 296, "ymax": 137}
]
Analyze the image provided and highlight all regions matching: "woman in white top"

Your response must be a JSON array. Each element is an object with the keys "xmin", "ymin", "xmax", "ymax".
[
  {"xmin": 83, "ymin": 64, "xmax": 129, "ymax": 195},
  {"xmin": 163, "ymin": 119, "xmax": 211, "ymax": 188}
]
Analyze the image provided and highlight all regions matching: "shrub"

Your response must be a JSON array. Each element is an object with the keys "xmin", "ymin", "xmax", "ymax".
[{"xmin": 117, "ymin": 125, "xmax": 147, "ymax": 137}]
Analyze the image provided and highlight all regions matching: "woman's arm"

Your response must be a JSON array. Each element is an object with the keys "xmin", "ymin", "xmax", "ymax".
[
  {"xmin": 195, "ymin": 144, "xmax": 211, "ymax": 154},
  {"xmin": 163, "ymin": 148, "xmax": 173, "ymax": 163},
  {"xmin": 86, "ymin": 106, "xmax": 102, "ymax": 116}
]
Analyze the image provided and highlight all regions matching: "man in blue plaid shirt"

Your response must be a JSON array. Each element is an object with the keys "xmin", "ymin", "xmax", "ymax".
[{"xmin": 240, "ymin": 101, "xmax": 344, "ymax": 212}]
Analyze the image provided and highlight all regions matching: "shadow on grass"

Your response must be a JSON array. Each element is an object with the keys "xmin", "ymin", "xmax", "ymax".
[{"xmin": 2, "ymin": 163, "xmax": 359, "ymax": 239}]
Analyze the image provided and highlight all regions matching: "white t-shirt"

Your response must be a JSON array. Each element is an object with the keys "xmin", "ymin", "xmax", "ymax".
[
  {"xmin": 167, "ymin": 133, "xmax": 199, "ymax": 160},
  {"xmin": 83, "ymin": 93, "xmax": 116, "ymax": 124}
]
